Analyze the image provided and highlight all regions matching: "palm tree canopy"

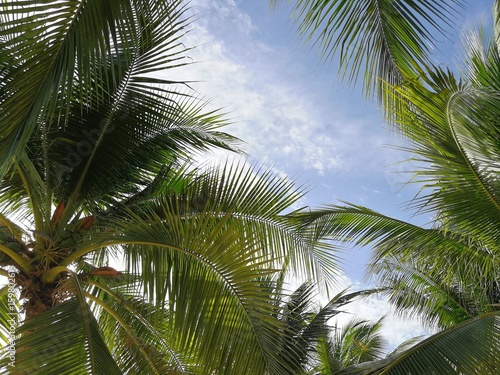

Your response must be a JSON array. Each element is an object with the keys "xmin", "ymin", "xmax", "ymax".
[
  {"xmin": 0, "ymin": 1, "xmax": 341, "ymax": 373},
  {"xmin": 274, "ymin": 0, "xmax": 500, "ymax": 372}
]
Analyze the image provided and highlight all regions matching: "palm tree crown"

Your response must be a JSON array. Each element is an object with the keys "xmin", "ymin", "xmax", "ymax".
[{"xmin": 0, "ymin": 1, "xmax": 339, "ymax": 373}]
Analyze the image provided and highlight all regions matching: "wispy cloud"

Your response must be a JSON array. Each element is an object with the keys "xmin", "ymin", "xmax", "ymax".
[{"xmin": 163, "ymin": 0, "xmax": 395, "ymax": 177}]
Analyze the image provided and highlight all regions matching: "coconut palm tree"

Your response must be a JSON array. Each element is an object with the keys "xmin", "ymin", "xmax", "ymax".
[
  {"xmin": 312, "ymin": 317, "xmax": 385, "ymax": 374},
  {"xmin": 0, "ymin": 1, "xmax": 339, "ymax": 373},
  {"xmin": 264, "ymin": 274, "xmax": 383, "ymax": 374},
  {"xmin": 284, "ymin": 1, "xmax": 500, "ymax": 372}
]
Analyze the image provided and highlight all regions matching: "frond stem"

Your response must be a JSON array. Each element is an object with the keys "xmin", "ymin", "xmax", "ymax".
[
  {"xmin": 0, "ymin": 243, "xmax": 33, "ymax": 273},
  {"xmin": 84, "ymin": 292, "xmax": 162, "ymax": 375},
  {"xmin": 446, "ymin": 90, "xmax": 500, "ymax": 214}
]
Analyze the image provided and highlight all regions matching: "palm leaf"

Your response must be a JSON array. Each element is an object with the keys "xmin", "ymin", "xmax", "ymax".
[
  {"xmin": 3, "ymin": 275, "xmax": 121, "ymax": 375},
  {"xmin": 62, "ymin": 164, "xmax": 338, "ymax": 373},
  {"xmin": 0, "ymin": 0, "xmax": 136, "ymax": 177},
  {"xmin": 385, "ymin": 70, "xmax": 500, "ymax": 246},
  {"xmin": 105, "ymin": 162, "xmax": 339, "ymax": 289},
  {"xmin": 335, "ymin": 311, "xmax": 500, "ymax": 375},
  {"xmin": 370, "ymin": 257, "xmax": 492, "ymax": 329},
  {"xmin": 115, "ymin": 210, "xmax": 290, "ymax": 374},
  {"xmin": 86, "ymin": 279, "xmax": 189, "ymax": 374},
  {"xmin": 271, "ymin": 0, "xmax": 463, "ymax": 98},
  {"xmin": 291, "ymin": 203, "xmax": 499, "ymax": 316},
  {"xmin": 0, "ymin": 0, "xmax": 240, "ymax": 241}
]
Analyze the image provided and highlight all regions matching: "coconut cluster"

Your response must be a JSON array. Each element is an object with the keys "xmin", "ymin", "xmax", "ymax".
[{"xmin": 0, "ymin": 226, "xmax": 22, "ymax": 263}]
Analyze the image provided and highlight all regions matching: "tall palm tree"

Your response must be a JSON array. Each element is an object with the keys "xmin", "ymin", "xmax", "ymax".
[
  {"xmin": 284, "ymin": 1, "xmax": 500, "ymax": 373},
  {"xmin": 0, "ymin": 1, "xmax": 339, "ymax": 373}
]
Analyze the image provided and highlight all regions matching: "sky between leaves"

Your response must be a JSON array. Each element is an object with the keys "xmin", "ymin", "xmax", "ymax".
[{"xmin": 157, "ymin": 0, "xmax": 494, "ymax": 350}]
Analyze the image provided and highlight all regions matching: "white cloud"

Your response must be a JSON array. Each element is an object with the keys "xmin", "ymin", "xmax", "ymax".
[{"xmin": 159, "ymin": 1, "xmax": 394, "ymax": 177}]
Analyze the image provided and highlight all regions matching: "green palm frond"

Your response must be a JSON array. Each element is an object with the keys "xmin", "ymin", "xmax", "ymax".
[
  {"xmin": 86, "ymin": 279, "xmax": 189, "ymax": 374},
  {"xmin": 370, "ymin": 257, "xmax": 493, "ymax": 329},
  {"xmin": 2, "ymin": 275, "xmax": 121, "ymax": 375},
  {"xmin": 0, "ymin": 153, "xmax": 49, "ymax": 232},
  {"xmin": 459, "ymin": 21, "xmax": 500, "ymax": 89},
  {"xmin": 0, "ymin": 0, "xmax": 135, "ymax": 177},
  {"xmin": 335, "ymin": 311, "xmax": 500, "ymax": 375},
  {"xmin": 275, "ymin": 281, "xmax": 333, "ymax": 372},
  {"xmin": 0, "ymin": 0, "xmax": 237, "ymax": 212},
  {"xmin": 290, "ymin": 203, "xmax": 500, "ymax": 317},
  {"xmin": 111, "ymin": 162, "xmax": 339, "ymax": 287},
  {"xmin": 290, "ymin": 203, "xmax": 448, "ymax": 256},
  {"xmin": 47, "ymin": 95, "xmax": 235, "ymax": 214},
  {"xmin": 50, "ymin": 162, "xmax": 338, "ymax": 374},
  {"xmin": 271, "ymin": 0, "xmax": 463, "ymax": 98},
  {"xmin": 0, "ymin": 1, "xmax": 242, "ymax": 254},
  {"xmin": 113, "ymin": 212, "xmax": 291, "ymax": 374},
  {"xmin": 115, "ymin": 165, "xmax": 338, "ymax": 373},
  {"xmin": 386, "ymin": 70, "xmax": 500, "ymax": 245}
]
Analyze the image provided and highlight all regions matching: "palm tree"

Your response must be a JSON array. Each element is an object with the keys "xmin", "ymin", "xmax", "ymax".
[
  {"xmin": 282, "ymin": 1, "xmax": 500, "ymax": 372},
  {"xmin": 0, "ymin": 1, "xmax": 339, "ymax": 373},
  {"xmin": 265, "ymin": 275, "xmax": 383, "ymax": 374},
  {"xmin": 313, "ymin": 317, "xmax": 385, "ymax": 374}
]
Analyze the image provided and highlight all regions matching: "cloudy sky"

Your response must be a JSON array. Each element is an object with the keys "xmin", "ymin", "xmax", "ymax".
[{"xmin": 162, "ymin": 0, "xmax": 493, "ymax": 350}]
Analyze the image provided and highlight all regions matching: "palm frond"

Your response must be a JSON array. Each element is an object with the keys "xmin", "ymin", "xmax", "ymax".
[
  {"xmin": 335, "ymin": 311, "xmax": 500, "ymax": 375},
  {"xmin": 67, "ymin": 205, "xmax": 288, "ymax": 373},
  {"xmin": 386, "ymin": 71, "xmax": 500, "ymax": 245},
  {"xmin": 104, "ymin": 162, "xmax": 340, "ymax": 288},
  {"xmin": 291, "ymin": 203, "xmax": 499, "ymax": 314},
  {"xmin": 86, "ymin": 279, "xmax": 189, "ymax": 374},
  {"xmin": 370, "ymin": 257, "xmax": 493, "ymax": 329},
  {"xmin": 459, "ymin": 20, "xmax": 500, "ymax": 90},
  {"xmin": 4, "ymin": 275, "xmax": 121, "ymax": 375},
  {"xmin": 271, "ymin": 0, "xmax": 463, "ymax": 98},
  {"xmin": 45, "ymin": 94, "xmax": 236, "ymax": 215},
  {"xmin": 56, "ymin": 163, "xmax": 339, "ymax": 373},
  {"xmin": 0, "ymin": 0, "xmax": 237, "ymax": 213},
  {"xmin": 116, "ymin": 212, "xmax": 290, "ymax": 374},
  {"xmin": 0, "ymin": 0, "xmax": 135, "ymax": 177}
]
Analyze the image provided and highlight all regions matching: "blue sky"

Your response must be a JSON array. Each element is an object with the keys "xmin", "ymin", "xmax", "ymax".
[{"xmin": 162, "ymin": 0, "xmax": 493, "ymax": 350}]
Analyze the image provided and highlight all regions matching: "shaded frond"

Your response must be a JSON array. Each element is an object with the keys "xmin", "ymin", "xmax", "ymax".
[
  {"xmin": 3, "ymin": 276, "xmax": 121, "ymax": 374},
  {"xmin": 335, "ymin": 312, "xmax": 500, "ymax": 375}
]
